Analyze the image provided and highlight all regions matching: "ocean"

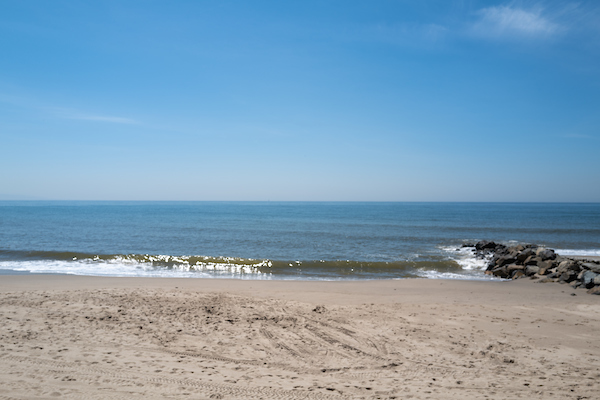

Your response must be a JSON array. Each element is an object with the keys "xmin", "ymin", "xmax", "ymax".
[{"xmin": 1, "ymin": 201, "xmax": 599, "ymax": 280}]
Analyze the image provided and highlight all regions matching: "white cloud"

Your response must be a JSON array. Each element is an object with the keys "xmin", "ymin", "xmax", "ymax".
[
  {"xmin": 471, "ymin": 5, "xmax": 561, "ymax": 39},
  {"xmin": 49, "ymin": 107, "xmax": 140, "ymax": 124},
  {"xmin": 0, "ymin": 94, "xmax": 139, "ymax": 125},
  {"xmin": 65, "ymin": 114, "xmax": 139, "ymax": 124}
]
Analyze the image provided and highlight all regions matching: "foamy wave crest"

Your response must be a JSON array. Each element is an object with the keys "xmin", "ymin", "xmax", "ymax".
[
  {"xmin": 0, "ymin": 252, "xmax": 276, "ymax": 279},
  {"xmin": 0, "ymin": 249, "xmax": 489, "ymax": 280},
  {"xmin": 555, "ymin": 249, "xmax": 600, "ymax": 257},
  {"xmin": 0, "ymin": 259, "xmax": 206, "ymax": 278},
  {"xmin": 439, "ymin": 245, "xmax": 490, "ymax": 270},
  {"xmin": 104, "ymin": 254, "xmax": 274, "ymax": 275},
  {"xmin": 415, "ymin": 269, "xmax": 504, "ymax": 281}
]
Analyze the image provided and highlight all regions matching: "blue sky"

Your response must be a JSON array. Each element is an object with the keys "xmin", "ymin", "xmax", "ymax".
[{"xmin": 1, "ymin": 0, "xmax": 599, "ymax": 201}]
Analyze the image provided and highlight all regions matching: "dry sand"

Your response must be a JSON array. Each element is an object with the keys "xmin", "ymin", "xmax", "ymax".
[{"xmin": 0, "ymin": 275, "xmax": 599, "ymax": 399}]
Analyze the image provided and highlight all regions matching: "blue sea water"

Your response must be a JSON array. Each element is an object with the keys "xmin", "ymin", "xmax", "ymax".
[{"xmin": 0, "ymin": 201, "xmax": 599, "ymax": 280}]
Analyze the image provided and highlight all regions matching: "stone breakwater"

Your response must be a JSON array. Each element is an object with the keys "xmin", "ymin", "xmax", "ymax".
[{"xmin": 464, "ymin": 241, "xmax": 600, "ymax": 295}]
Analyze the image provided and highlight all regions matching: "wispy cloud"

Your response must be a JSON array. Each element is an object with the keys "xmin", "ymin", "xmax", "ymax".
[
  {"xmin": 471, "ymin": 4, "xmax": 562, "ymax": 40},
  {"xmin": 0, "ymin": 94, "xmax": 140, "ymax": 125},
  {"xmin": 60, "ymin": 112, "xmax": 139, "ymax": 124}
]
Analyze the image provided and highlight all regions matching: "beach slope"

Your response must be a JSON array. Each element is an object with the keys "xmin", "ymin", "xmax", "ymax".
[{"xmin": 1, "ymin": 276, "xmax": 599, "ymax": 399}]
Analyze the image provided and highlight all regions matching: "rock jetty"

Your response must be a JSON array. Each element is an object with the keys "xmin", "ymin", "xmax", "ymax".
[{"xmin": 464, "ymin": 241, "xmax": 600, "ymax": 295}]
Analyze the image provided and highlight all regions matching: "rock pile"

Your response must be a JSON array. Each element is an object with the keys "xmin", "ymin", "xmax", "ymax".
[{"xmin": 464, "ymin": 241, "xmax": 600, "ymax": 295}]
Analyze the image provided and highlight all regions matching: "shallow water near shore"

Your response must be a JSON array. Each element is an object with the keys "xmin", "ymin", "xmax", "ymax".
[{"xmin": 1, "ymin": 201, "xmax": 599, "ymax": 280}]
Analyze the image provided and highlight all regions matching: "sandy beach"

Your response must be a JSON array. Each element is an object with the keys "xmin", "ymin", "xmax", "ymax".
[{"xmin": 1, "ymin": 275, "xmax": 599, "ymax": 399}]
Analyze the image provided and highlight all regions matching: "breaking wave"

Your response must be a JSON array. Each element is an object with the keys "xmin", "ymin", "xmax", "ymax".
[{"xmin": 0, "ymin": 249, "xmax": 478, "ymax": 280}]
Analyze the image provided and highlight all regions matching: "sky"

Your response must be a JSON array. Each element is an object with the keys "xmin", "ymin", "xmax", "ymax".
[{"xmin": 1, "ymin": 0, "xmax": 599, "ymax": 202}]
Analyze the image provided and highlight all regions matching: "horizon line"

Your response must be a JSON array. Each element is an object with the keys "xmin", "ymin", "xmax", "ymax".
[{"xmin": 1, "ymin": 200, "xmax": 599, "ymax": 204}]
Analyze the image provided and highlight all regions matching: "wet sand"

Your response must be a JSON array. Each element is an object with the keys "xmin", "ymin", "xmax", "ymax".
[{"xmin": 1, "ymin": 275, "xmax": 599, "ymax": 399}]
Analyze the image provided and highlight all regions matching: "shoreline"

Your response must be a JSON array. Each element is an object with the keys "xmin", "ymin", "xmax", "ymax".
[{"xmin": 0, "ymin": 273, "xmax": 576, "ymax": 304}]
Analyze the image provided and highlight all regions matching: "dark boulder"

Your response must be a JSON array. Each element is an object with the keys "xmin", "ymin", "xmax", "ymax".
[
  {"xmin": 582, "ymin": 263, "xmax": 600, "ymax": 273},
  {"xmin": 508, "ymin": 249, "xmax": 520, "ymax": 258},
  {"xmin": 524, "ymin": 256, "xmax": 541, "ymax": 266},
  {"xmin": 536, "ymin": 248, "xmax": 557, "ymax": 261},
  {"xmin": 507, "ymin": 264, "xmax": 525, "ymax": 273},
  {"xmin": 495, "ymin": 246, "xmax": 509, "ymax": 255},
  {"xmin": 525, "ymin": 265, "xmax": 540, "ymax": 276},
  {"xmin": 475, "ymin": 241, "xmax": 499, "ymax": 251},
  {"xmin": 488, "ymin": 255, "xmax": 501, "ymax": 269},
  {"xmin": 557, "ymin": 260, "xmax": 579, "ymax": 274},
  {"xmin": 492, "ymin": 267, "xmax": 509, "ymax": 278},
  {"xmin": 537, "ymin": 262, "xmax": 553, "ymax": 275},
  {"xmin": 517, "ymin": 248, "xmax": 536, "ymax": 262},
  {"xmin": 581, "ymin": 271, "xmax": 598, "ymax": 289},
  {"xmin": 559, "ymin": 271, "xmax": 578, "ymax": 283},
  {"xmin": 512, "ymin": 270, "xmax": 525, "ymax": 279},
  {"xmin": 497, "ymin": 255, "xmax": 517, "ymax": 268}
]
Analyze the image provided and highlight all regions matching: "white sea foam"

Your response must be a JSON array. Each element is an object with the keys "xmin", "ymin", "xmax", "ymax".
[
  {"xmin": 555, "ymin": 249, "xmax": 600, "ymax": 257},
  {"xmin": 0, "ymin": 259, "xmax": 275, "ymax": 279},
  {"xmin": 439, "ymin": 246, "xmax": 490, "ymax": 270},
  {"xmin": 415, "ymin": 269, "xmax": 504, "ymax": 281}
]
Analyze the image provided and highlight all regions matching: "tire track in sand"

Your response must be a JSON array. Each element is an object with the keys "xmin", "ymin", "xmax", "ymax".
[{"xmin": 0, "ymin": 353, "xmax": 342, "ymax": 400}]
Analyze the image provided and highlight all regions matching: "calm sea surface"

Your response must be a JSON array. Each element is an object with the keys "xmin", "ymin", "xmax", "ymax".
[{"xmin": 1, "ymin": 202, "xmax": 599, "ymax": 280}]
